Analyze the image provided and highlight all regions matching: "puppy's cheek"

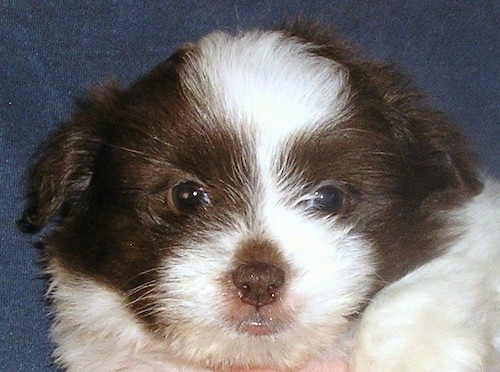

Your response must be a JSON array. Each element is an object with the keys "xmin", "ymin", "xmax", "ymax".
[
  {"xmin": 261, "ymin": 208, "xmax": 377, "ymax": 326},
  {"xmin": 155, "ymin": 232, "xmax": 239, "ymax": 329},
  {"xmin": 285, "ymin": 235, "xmax": 376, "ymax": 326}
]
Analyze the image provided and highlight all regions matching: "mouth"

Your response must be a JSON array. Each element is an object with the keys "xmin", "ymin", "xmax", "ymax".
[
  {"xmin": 237, "ymin": 312, "xmax": 281, "ymax": 336},
  {"xmin": 222, "ymin": 282, "xmax": 297, "ymax": 338}
]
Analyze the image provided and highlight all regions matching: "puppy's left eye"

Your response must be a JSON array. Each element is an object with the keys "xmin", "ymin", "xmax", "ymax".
[
  {"xmin": 169, "ymin": 180, "xmax": 210, "ymax": 215},
  {"xmin": 303, "ymin": 183, "xmax": 348, "ymax": 216}
]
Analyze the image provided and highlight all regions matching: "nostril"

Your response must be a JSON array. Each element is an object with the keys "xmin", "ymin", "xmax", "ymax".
[
  {"xmin": 238, "ymin": 283, "xmax": 251, "ymax": 297},
  {"xmin": 232, "ymin": 262, "xmax": 285, "ymax": 308}
]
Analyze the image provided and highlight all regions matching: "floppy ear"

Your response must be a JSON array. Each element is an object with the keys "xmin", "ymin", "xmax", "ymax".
[
  {"xmin": 369, "ymin": 63, "xmax": 484, "ymax": 202},
  {"xmin": 407, "ymin": 111, "xmax": 484, "ymax": 204},
  {"xmin": 18, "ymin": 85, "xmax": 122, "ymax": 234}
]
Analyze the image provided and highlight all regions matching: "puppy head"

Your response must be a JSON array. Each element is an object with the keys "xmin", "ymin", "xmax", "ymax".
[{"xmin": 20, "ymin": 26, "xmax": 482, "ymax": 368}]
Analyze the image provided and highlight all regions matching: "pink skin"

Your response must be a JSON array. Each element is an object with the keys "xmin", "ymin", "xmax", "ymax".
[{"xmin": 226, "ymin": 357, "xmax": 350, "ymax": 372}]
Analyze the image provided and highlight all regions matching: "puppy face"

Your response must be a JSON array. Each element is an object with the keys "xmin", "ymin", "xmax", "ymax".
[{"xmin": 20, "ymin": 26, "xmax": 482, "ymax": 368}]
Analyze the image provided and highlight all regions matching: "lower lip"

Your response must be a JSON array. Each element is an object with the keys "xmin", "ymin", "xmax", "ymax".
[{"xmin": 239, "ymin": 316, "xmax": 279, "ymax": 336}]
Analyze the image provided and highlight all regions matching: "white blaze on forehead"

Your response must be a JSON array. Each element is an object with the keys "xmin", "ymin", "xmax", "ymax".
[
  {"xmin": 182, "ymin": 30, "xmax": 350, "ymax": 141},
  {"xmin": 181, "ymin": 30, "xmax": 351, "ymax": 211}
]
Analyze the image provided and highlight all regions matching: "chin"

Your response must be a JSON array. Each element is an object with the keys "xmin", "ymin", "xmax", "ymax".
[{"xmin": 19, "ymin": 23, "xmax": 499, "ymax": 371}]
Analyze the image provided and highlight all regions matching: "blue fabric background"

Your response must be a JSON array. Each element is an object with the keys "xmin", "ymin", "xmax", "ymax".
[{"xmin": 1, "ymin": 1, "xmax": 498, "ymax": 370}]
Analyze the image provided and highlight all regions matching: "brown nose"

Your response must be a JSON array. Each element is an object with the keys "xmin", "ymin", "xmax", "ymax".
[{"xmin": 232, "ymin": 262, "xmax": 285, "ymax": 309}]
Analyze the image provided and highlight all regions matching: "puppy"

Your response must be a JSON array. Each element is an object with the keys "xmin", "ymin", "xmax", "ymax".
[{"xmin": 19, "ymin": 24, "xmax": 499, "ymax": 371}]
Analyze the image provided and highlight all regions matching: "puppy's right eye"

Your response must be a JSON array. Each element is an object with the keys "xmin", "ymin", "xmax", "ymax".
[{"xmin": 169, "ymin": 180, "xmax": 210, "ymax": 215}]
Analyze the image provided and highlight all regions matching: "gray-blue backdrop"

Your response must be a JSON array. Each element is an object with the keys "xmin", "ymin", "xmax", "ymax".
[{"xmin": 1, "ymin": 1, "xmax": 498, "ymax": 370}]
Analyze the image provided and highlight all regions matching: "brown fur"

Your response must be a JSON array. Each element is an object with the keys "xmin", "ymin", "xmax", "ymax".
[{"xmin": 20, "ymin": 23, "xmax": 482, "ymax": 337}]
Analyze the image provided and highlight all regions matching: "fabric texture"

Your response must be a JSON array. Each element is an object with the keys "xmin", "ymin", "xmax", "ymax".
[{"xmin": 1, "ymin": 1, "xmax": 497, "ymax": 370}]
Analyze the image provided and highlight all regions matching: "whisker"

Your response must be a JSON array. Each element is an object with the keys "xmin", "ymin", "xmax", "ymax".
[
  {"xmin": 126, "ymin": 288, "xmax": 158, "ymax": 307},
  {"xmin": 123, "ymin": 280, "xmax": 159, "ymax": 299},
  {"xmin": 134, "ymin": 304, "xmax": 164, "ymax": 318},
  {"xmin": 120, "ymin": 267, "xmax": 163, "ymax": 289}
]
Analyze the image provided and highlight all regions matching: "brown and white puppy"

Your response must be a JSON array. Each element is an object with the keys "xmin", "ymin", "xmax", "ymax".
[{"xmin": 20, "ymin": 24, "xmax": 499, "ymax": 371}]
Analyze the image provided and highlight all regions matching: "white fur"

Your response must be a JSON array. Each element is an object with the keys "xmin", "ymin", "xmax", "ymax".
[
  {"xmin": 352, "ymin": 180, "xmax": 500, "ymax": 371},
  {"xmin": 155, "ymin": 206, "xmax": 374, "ymax": 368},
  {"xmin": 148, "ymin": 30, "xmax": 372, "ymax": 368},
  {"xmin": 181, "ymin": 30, "xmax": 350, "ymax": 139},
  {"xmin": 48, "ymin": 265, "xmax": 207, "ymax": 371},
  {"xmin": 48, "ymin": 181, "xmax": 500, "ymax": 371},
  {"xmin": 181, "ymin": 31, "xmax": 351, "ymax": 225},
  {"xmin": 47, "ymin": 30, "xmax": 500, "ymax": 371}
]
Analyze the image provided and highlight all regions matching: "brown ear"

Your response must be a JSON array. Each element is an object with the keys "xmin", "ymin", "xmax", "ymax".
[
  {"xmin": 408, "ymin": 111, "xmax": 484, "ymax": 204},
  {"xmin": 18, "ymin": 85, "xmax": 122, "ymax": 234}
]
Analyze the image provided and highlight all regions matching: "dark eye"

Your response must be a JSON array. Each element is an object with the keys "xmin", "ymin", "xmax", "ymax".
[
  {"xmin": 305, "ymin": 184, "xmax": 347, "ymax": 216},
  {"xmin": 170, "ymin": 180, "xmax": 210, "ymax": 215}
]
